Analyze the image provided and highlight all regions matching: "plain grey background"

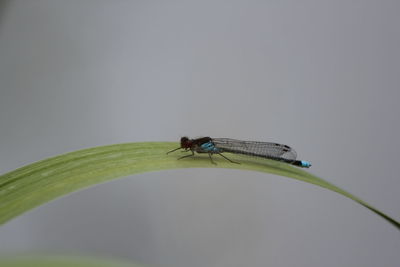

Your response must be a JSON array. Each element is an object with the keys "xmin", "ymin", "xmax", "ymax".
[{"xmin": 0, "ymin": 0, "xmax": 399, "ymax": 266}]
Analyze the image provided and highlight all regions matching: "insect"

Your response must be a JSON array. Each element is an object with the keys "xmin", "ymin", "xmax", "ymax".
[{"xmin": 167, "ymin": 136, "xmax": 311, "ymax": 168}]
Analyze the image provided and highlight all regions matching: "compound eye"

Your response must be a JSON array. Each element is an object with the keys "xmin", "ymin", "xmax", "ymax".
[{"xmin": 180, "ymin": 137, "xmax": 190, "ymax": 148}]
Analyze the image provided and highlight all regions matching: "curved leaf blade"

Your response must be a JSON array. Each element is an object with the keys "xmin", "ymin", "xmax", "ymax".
[
  {"xmin": 0, "ymin": 142, "xmax": 398, "ymax": 230},
  {"xmin": 0, "ymin": 254, "xmax": 144, "ymax": 267}
]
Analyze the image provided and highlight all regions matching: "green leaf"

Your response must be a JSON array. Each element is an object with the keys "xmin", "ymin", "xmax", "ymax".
[
  {"xmin": 0, "ymin": 254, "xmax": 144, "ymax": 267},
  {"xmin": 0, "ymin": 142, "xmax": 399, "ymax": 230}
]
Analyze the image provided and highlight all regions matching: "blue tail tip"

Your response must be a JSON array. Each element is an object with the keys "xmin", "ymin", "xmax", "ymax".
[{"xmin": 301, "ymin": 161, "xmax": 312, "ymax": 168}]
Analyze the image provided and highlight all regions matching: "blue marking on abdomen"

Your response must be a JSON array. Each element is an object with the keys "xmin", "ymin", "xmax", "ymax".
[
  {"xmin": 201, "ymin": 142, "xmax": 220, "ymax": 152},
  {"xmin": 301, "ymin": 161, "xmax": 312, "ymax": 168}
]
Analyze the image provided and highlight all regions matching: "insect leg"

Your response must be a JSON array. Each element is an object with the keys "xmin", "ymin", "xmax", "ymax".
[
  {"xmin": 208, "ymin": 153, "xmax": 217, "ymax": 165},
  {"xmin": 217, "ymin": 153, "xmax": 240, "ymax": 164},
  {"xmin": 178, "ymin": 150, "xmax": 195, "ymax": 160}
]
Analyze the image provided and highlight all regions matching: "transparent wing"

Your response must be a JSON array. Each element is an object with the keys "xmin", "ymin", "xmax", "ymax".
[{"xmin": 212, "ymin": 138, "xmax": 297, "ymax": 161}]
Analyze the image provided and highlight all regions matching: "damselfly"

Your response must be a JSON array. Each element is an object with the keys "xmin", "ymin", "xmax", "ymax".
[{"xmin": 167, "ymin": 136, "xmax": 311, "ymax": 168}]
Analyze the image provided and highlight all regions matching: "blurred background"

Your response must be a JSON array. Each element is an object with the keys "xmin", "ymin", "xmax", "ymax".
[{"xmin": 0, "ymin": 0, "xmax": 399, "ymax": 266}]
